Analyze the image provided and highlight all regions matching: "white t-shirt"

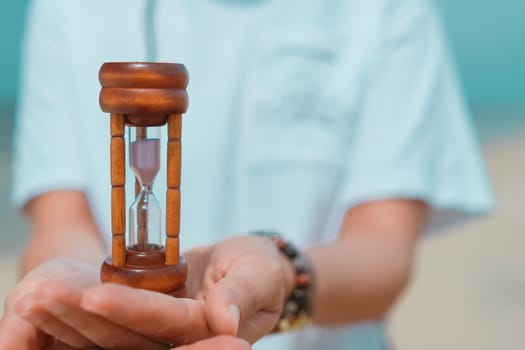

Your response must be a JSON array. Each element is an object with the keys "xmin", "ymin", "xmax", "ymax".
[{"xmin": 13, "ymin": 0, "xmax": 493, "ymax": 349}]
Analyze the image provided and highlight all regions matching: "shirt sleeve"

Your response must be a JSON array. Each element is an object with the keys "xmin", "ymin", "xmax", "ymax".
[
  {"xmin": 12, "ymin": 0, "xmax": 87, "ymax": 208},
  {"xmin": 339, "ymin": 0, "xmax": 494, "ymax": 231}
]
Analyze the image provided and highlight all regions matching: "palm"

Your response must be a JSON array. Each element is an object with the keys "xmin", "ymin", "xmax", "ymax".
[
  {"xmin": 2, "ymin": 249, "xmax": 224, "ymax": 349},
  {"xmin": 5, "ymin": 236, "xmax": 285, "ymax": 349},
  {"xmin": 0, "ymin": 258, "xmax": 100, "ymax": 350}
]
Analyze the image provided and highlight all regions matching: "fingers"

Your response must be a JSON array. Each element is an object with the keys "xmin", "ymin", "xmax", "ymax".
[
  {"xmin": 19, "ymin": 306, "xmax": 92, "ymax": 348},
  {"xmin": 203, "ymin": 273, "xmax": 256, "ymax": 335},
  {"xmin": 0, "ymin": 314, "xmax": 48, "ymax": 350},
  {"xmin": 81, "ymin": 283, "xmax": 213, "ymax": 345},
  {"xmin": 17, "ymin": 282, "xmax": 165, "ymax": 350},
  {"xmin": 235, "ymin": 311, "xmax": 278, "ymax": 343},
  {"xmin": 173, "ymin": 336, "xmax": 251, "ymax": 350},
  {"xmin": 0, "ymin": 258, "xmax": 103, "ymax": 350},
  {"xmin": 4, "ymin": 259, "xmax": 97, "ymax": 316},
  {"xmin": 202, "ymin": 237, "xmax": 286, "ymax": 342},
  {"xmin": 43, "ymin": 306, "xmax": 164, "ymax": 350},
  {"xmin": 203, "ymin": 272, "xmax": 281, "ymax": 343},
  {"xmin": 15, "ymin": 284, "xmax": 91, "ymax": 347}
]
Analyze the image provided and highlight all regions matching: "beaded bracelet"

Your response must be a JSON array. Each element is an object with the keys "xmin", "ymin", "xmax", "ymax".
[{"xmin": 251, "ymin": 231, "xmax": 314, "ymax": 332}]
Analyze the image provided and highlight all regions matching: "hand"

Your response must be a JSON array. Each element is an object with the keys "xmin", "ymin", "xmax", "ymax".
[
  {"xmin": 0, "ymin": 257, "xmax": 171, "ymax": 349},
  {"xmin": 78, "ymin": 236, "xmax": 291, "ymax": 344},
  {"xmin": 0, "ymin": 257, "xmax": 100, "ymax": 350},
  {"xmin": 12, "ymin": 236, "xmax": 292, "ymax": 348}
]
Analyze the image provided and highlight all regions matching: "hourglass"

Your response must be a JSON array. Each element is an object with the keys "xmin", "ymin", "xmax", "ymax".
[{"xmin": 99, "ymin": 62, "xmax": 189, "ymax": 296}]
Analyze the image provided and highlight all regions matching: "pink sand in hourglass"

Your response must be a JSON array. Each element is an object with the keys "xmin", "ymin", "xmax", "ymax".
[{"xmin": 130, "ymin": 139, "xmax": 160, "ymax": 185}]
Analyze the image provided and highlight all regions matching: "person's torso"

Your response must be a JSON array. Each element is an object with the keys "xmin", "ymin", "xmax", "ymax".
[{"xmin": 62, "ymin": 1, "xmax": 389, "ymax": 348}]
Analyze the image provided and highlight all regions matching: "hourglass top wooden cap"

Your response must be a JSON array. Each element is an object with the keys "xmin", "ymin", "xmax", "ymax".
[{"xmin": 99, "ymin": 62, "xmax": 189, "ymax": 117}]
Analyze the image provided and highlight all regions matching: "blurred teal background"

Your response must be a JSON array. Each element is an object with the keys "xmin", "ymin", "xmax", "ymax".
[
  {"xmin": 439, "ymin": 0, "xmax": 525, "ymax": 106},
  {"xmin": 0, "ymin": 1, "xmax": 27, "ymax": 106},
  {"xmin": 0, "ymin": 3, "xmax": 524, "ymax": 348},
  {"xmin": 1, "ymin": 0, "xmax": 524, "ymax": 108}
]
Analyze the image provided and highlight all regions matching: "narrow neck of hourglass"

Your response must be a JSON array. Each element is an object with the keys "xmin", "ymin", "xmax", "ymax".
[{"xmin": 140, "ymin": 184, "xmax": 154, "ymax": 195}]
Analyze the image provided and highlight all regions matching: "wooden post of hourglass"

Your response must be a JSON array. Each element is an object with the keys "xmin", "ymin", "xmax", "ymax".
[
  {"xmin": 99, "ymin": 62, "xmax": 189, "ymax": 295},
  {"xmin": 166, "ymin": 113, "xmax": 182, "ymax": 265},
  {"xmin": 110, "ymin": 113, "xmax": 126, "ymax": 267}
]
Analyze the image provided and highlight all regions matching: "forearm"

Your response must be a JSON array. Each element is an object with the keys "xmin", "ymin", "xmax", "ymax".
[
  {"xmin": 20, "ymin": 228, "xmax": 107, "ymax": 275},
  {"xmin": 304, "ymin": 199, "xmax": 428, "ymax": 325},
  {"xmin": 306, "ymin": 236, "xmax": 414, "ymax": 325},
  {"xmin": 19, "ymin": 191, "xmax": 108, "ymax": 276}
]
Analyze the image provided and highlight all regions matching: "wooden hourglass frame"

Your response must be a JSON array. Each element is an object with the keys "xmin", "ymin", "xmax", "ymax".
[{"xmin": 99, "ymin": 62, "xmax": 188, "ymax": 296}]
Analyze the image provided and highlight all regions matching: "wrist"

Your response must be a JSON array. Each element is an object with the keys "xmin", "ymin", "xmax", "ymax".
[
  {"xmin": 278, "ymin": 251, "xmax": 296, "ymax": 298},
  {"xmin": 250, "ymin": 231, "xmax": 314, "ymax": 332}
]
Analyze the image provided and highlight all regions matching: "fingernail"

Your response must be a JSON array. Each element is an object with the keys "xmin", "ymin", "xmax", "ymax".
[{"xmin": 229, "ymin": 304, "xmax": 240, "ymax": 334}]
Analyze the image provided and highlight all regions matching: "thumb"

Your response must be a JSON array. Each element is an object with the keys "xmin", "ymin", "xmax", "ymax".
[
  {"xmin": 203, "ymin": 275, "xmax": 245, "ymax": 336},
  {"xmin": 203, "ymin": 271, "xmax": 282, "ymax": 342}
]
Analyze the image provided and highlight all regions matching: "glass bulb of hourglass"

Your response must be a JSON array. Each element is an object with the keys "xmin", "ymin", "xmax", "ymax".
[{"xmin": 128, "ymin": 126, "xmax": 162, "ymax": 252}]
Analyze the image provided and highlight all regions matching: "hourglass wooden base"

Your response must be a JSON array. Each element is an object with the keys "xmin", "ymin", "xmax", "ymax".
[{"xmin": 101, "ymin": 248, "xmax": 187, "ymax": 296}]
